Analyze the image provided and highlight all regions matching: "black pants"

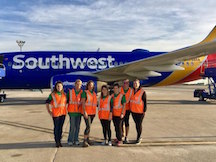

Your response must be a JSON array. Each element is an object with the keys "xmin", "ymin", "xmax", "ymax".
[
  {"xmin": 123, "ymin": 110, "xmax": 130, "ymax": 127},
  {"xmin": 100, "ymin": 119, "xmax": 111, "ymax": 141},
  {"xmin": 113, "ymin": 116, "xmax": 123, "ymax": 141},
  {"xmin": 132, "ymin": 112, "xmax": 144, "ymax": 140},
  {"xmin": 84, "ymin": 115, "xmax": 95, "ymax": 135},
  {"xmin": 53, "ymin": 115, "xmax": 65, "ymax": 144}
]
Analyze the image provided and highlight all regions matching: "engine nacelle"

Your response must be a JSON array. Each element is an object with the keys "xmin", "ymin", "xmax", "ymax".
[{"xmin": 50, "ymin": 74, "xmax": 106, "ymax": 93}]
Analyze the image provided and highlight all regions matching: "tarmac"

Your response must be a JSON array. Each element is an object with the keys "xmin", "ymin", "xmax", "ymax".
[{"xmin": 0, "ymin": 85, "xmax": 216, "ymax": 162}]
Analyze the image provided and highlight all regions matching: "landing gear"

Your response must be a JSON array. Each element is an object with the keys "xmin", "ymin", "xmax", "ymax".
[{"xmin": 0, "ymin": 90, "xmax": 6, "ymax": 103}]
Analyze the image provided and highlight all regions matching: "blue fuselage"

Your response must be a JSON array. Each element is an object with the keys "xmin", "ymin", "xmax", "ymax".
[{"xmin": 0, "ymin": 50, "xmax": 171, "ymax": 89}]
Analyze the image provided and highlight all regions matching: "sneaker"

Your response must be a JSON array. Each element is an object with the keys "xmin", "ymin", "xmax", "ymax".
[
  {"xmin": 123, "ymin": 137, "xmax": 129, "ymax": 144},
  {"xmin": 116, "ymin": 141, "xmax": 122, "ymax": 147},
  {"xmin": 59, "ymin": 143, "xmax": 63, "ymax": 147},
  {"xmin": 108, "ymin": 141, "xmax": 112, "ymax": 146},
  {"xmin": 87, "ymin": 139, "xmax": 94, "ymax": 146},
  {"xmin": 101, "ymin": 140, "xmax": 107, "ymax": 145},
  {"xmin": 114, "ymin": 138, "xmax": 118, "ymax": 143},
  {"xmin": 55, "ymin": 143, "xmax": 60, "ymax": 148},
  {"xmin": 82, "ymin": 140, "xmax": 89, "ymax": 147},
  {"xmin": 75, "ymin": 141, "xmax": 80, "ymax": 146},
  {"xmin": 68, "ymin": 142, "xmax": 73, "ymax": 146},
  {"xmin": 136, "ymin": 138, "xmax": 142, "ymax": 145}
]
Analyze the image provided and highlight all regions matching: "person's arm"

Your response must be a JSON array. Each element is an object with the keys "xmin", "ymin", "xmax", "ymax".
[
  {"xmin": 120, "ymin": 95, "xmax": 126, "ymax": 118},
  {"xmin": 45, "ymin": 95, "xmax": 52, "ymax": 117},
  {"xmin": 67, "ymin": 91, "xmax": 69, "ymax": 104},
  {"xmin": 142, "ymin": 91, "xmax": 147, "ymax": 113},
  {"xmin": 109, "ymin": 97, "xmax": 113, "ymax": 120},
  {"xmin": 81, "ymin": 91, "xmax": 88, "ymax": 119}
]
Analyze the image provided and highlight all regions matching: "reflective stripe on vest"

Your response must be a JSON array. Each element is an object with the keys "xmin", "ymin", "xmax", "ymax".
[
  {"xmin": 51, "ymin": 93, "xmax": 66, "ymax": 108},
  {"xmin": 69, "ymin": 89, "xmax": 82, "ymax": 105},
  {"xmin": 113, "ymin": 93, "xmax": 123, "ymax": 109},
  {"xmin": 98, "ymin": 96, "xmax": 111, "ymax": 111},
  {"xmin": 130, "ymin": 89, "xmax": 144, "ymax": 105},
  {"xmin": 85, "ymin": 90, "xmax": 97, "ymax": 107},
  {"xmin": 121, "ymin": 87, "xmax": 133, "ymax": 104},
  {"xmin": 68, "ymin": 89, "xmax": 82, "ymax": 113}
]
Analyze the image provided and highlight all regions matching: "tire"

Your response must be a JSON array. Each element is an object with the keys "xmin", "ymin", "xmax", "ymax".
[
  {"xmin": 199, "ymin": 94, "xmax": 204, "ymax": 101},
  {"xmin": 0, "ymin": 97, "xmax": 4, "ymax": 103}
]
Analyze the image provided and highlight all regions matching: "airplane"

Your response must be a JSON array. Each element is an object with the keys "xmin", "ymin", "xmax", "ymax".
[{"xmin": 1, "ymin": 26, "xmax": 216, "ymax": 99}]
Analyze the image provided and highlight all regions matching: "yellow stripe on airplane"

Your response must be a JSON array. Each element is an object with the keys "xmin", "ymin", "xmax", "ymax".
[{"xmin": 154, "ymin": 56, "xmax": 206, "ymax": 86}]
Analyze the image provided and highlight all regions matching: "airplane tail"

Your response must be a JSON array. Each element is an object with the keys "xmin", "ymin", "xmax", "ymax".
[{"xmin": 199, "ymin": 26, "xmax": 216, "ymax": 44}]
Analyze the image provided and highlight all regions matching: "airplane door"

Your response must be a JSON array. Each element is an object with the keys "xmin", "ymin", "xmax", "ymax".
[{"xmin": 0, "ymin": 55, "xmax": 6, "ymax": 78}]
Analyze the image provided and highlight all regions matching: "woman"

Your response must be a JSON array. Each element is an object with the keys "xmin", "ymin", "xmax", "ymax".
[
  {"xmin": 81, "ymin": 80, "xmax": 97, "ymax": 147},
  {"xmin": 46, "ymin": 81, "xmax": 67, "ymax": 147},
  {"xmin": 130, "ymin": 79, "xmax": 147, "ymax": 144},
  {"xmin": 67, "ymin": 79, "xmax": 83, "ymax": 146},
  {"xmin": 112, "ymin": 83, "xmax": 126, "ymax": 146},
  {"xmin": 98, "ymin": 85, "xmax": 113, "ymax": 146}
]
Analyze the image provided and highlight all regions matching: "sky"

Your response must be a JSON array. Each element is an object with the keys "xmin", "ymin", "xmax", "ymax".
[{"xmin": 0, "ymin": 0, "xmax": 216, "ymax": 52}]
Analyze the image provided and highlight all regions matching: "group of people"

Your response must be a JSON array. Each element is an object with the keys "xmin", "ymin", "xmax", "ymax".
[{"xmin": 46, "ymin": 79, "xmax": 147, "ymax": 148}]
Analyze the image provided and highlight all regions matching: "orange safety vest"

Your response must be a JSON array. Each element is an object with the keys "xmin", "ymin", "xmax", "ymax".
[
  {"xmin": 84, "ymin": 90, "xmax": 97, "ymax": 115},
  {"xmin": 112, "ymin": 93, "xmax": 124, "ymax": 117},
  {"xmin": 130, "ymin": 88, "xmax": 145, "ymax": 114},
  {"xmin": 98, "ymin": 96, "xmax": 112, "ymax": 120},
  {"xmin": 50, "ymin": 92, "xmax": 67, "ymax": 117},
  {"xmin": 121, "ymin": 87, "xmax": 133, "ymax": 111},
  {"xmin": 67, "ymin": 89, "xmax": 83, "ymax": 113}
]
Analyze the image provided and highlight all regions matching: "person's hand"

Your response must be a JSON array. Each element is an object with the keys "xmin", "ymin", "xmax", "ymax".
[
  {"xmin": 84, "ymin": 111, "xmax": 88, "ymax": 119},
  {"xmin": 109, "ymin": 113, "xmax": 112, "ymax": 121},
  {"xmin": 120, "ymin": 113, "xmax": 124, "ymax": 119},
  {"xmin": 48, "ymin": 110, "xmax": 52, "ymax": 117}
]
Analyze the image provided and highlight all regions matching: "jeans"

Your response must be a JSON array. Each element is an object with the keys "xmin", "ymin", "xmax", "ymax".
[
  {"xmin": 53, "ymin": 115, "xmax": 65, "ymax": 144},
  {"xmin": 68, "ymin": 115, "xmax": 81, "ymax": 143}
]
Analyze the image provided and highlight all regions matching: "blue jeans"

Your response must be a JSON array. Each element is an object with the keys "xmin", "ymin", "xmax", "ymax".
[{"xmin": 68, "ymin": 115, "xmax": 81, "ymax": 143}]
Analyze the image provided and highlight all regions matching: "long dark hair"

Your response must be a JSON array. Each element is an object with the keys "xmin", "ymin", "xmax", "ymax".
[
  {"xmin": 101, "ymin": 85, "xmax": 109, "ymax": 98},
  {"xmin": 86, "ymin": 80, "xmax": 95, "ymax": 91},
  {"xmin": 52, "ymin": 81, "xmax": 64, "ymax": 94}
]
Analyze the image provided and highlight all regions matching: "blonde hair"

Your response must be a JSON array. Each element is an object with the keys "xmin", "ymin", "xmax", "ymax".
[{"xmin": 75, "ymin": 79, "xmax": 82, "ymax": 85}]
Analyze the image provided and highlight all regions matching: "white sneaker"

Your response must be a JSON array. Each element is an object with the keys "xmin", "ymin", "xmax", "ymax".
[
  {"xmin": 68, "ymin": 142, "xmax": 73, "ymax": 146},
  {"xmin": 101, "ymin": 140, "xmax": 107, "ymax": 145},
  {"xmin": 75, "ymin": 141, "xmax": 80, "ymax": 145},
  {"xmin": 108, "ymin": 141, "xmax": 112, "ymax": 146}
]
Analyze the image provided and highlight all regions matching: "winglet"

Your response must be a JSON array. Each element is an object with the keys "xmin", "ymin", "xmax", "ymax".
[{"xmin": 199, "ymin": 26, "xmax": 216, "ymax": 44}]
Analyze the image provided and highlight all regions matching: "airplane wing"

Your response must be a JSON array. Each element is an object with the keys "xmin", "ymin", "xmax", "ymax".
[{"xmin": 93, "ymin": 26, "xmax": 216, "ymax": 82}]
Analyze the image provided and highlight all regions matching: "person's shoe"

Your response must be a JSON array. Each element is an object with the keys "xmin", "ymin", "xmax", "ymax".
[
  {"xmin": 75, "ymin": 141, "xmax": 80, "ymax": 146},
  {"xmin": 123, "ymin": 137, "xmax": 129, "ymax": 144},
  {"xmin": 59, "ymin": 143, "xmax": 63, "ymax": 147},
  {"xmin": 116, "ymin": 141, "xmax": 122, "ymax": 147},
  {"xmin": 114, "ymin": 138, "xmax": 118, "ymax": 143},
  {"xmin": 87, "ymin": 138, "xmax": 94, "ymax": 146},
  {"xmin": 82, "ymin": 140, "xmax": 89, "ymax": 147},
  {"xmin": 55, "ymin": 143, "xmax": 60, "ymax": 148},
  {"xmin": 108, "ymin": 141, "xmax": 112, "ymax": 146},
  {"xmin": 68, "ymin": 142, "xmax": 73, "ymax": 146},
  {"xmin": 101, "ymin": 140, "xmax": 107, "ymax": 145},
  {"xmin": 135, "ymin": 138, "xmax": 142, "ymax": 145}
]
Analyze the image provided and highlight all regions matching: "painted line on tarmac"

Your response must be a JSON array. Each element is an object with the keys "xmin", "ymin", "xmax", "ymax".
[{"xmin": 119, "ymin": 141, "xmax": 216, "ymax": 147}]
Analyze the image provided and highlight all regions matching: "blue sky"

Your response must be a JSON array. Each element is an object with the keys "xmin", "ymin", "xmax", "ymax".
[{"xmin": 0, "ymin": 0, "xmax": 216, "ymax": 52}]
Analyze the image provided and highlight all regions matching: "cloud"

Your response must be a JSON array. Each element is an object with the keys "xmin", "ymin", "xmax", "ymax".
[{"xmin": 0, "ymin": 0, "xmax": 216, "ymax": 52}]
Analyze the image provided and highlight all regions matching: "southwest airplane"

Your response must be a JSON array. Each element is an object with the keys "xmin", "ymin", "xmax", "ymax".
[{"xmin": 1, "ymin": 26, "xmax": 216, "ymax": 92}]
